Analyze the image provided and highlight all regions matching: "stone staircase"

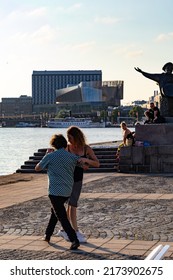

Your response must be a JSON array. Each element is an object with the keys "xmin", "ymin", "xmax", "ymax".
[{"xmin": 16, "ymin": 145, "xmax": 119, "ymax": 174}]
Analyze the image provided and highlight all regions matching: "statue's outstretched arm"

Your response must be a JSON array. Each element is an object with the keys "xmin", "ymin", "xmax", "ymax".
[
  {"xmin": 134, "ymin": 67, "xmax": 160, "ymax": 83},
  {"xmin": 134, "ymin": 67, "xmax": 142, "ymax": 73}
]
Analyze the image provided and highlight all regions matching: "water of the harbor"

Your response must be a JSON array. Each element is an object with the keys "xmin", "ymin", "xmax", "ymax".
[{"xmin": 0, "ymin": 127, "xmax": 123, "ymax": 175}]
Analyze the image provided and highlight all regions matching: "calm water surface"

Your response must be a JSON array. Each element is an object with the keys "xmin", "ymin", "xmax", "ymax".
[{"xmin": 0, "ymin": 127, "xmax": 122, "ymax": 175}]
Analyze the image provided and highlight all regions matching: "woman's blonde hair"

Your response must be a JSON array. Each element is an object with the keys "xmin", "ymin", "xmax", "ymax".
[
  {"xmin": 67, "ymin": 126, "xmax": 87, "ymax": 147},
  {"xmin": 120, "ymin": 121, "xmax": 127, "ymax": 129}
]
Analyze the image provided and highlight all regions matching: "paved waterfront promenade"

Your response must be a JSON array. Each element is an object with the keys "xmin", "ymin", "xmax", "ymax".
[{"xmin": 0, "ymin": 172, "xmax": 173, "ymax": 260}]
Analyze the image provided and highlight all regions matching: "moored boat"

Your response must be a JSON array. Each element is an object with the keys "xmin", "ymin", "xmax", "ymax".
[
  {"xmin": 47, "ymin": 117, "xmax": 105, "ymax": 128},
  {"xmin": 15, "ymin": 122, "xmax": 37, "ymax": 127}
]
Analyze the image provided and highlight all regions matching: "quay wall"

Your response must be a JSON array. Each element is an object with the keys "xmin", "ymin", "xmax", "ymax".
[{"xmin": 119, "ymin": 124, "xmax": 173, "ymax": 173}]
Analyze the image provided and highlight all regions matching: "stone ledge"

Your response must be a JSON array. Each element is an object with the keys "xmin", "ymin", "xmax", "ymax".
[
  {"xmin": 119, "ymin": 145, "xmax": 173, "ymax": 173},
  {"xmin": 135, "ymin": 124, "xmax": 173, "ymax": 146}
]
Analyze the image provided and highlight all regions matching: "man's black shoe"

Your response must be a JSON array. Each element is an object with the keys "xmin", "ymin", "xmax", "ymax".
[
  {"xmin": 70, "ymin": 240, "xmax": 80, "ymax": 250},
  {"xmin": 42, "ymin": 235, "xmax": 50, "ymax": 243}
]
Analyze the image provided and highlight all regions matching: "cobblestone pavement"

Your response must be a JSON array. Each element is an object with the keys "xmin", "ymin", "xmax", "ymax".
[
  {"xmin": 0, "ymin": 173, "xmax": 173, "ymax": 259},
  {"xmin": 1, "ymin": 196, "xmax": 173, "ymax": 241},
  {"xmin": 0, "ymin": 249, "xmax": 141, "ymax": 260}
]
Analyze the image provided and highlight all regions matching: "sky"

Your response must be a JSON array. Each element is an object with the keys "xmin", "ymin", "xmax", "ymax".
[{"xmin": 0, "ymin": 0, "xmax": 173, "ymax": 105}]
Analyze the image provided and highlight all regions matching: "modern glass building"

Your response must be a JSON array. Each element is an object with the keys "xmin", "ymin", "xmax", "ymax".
[
  {"xmin": 32, "ymin": 70, "xmax": 102, "ymax": 106},
  {"xmin": 55, "ymin": 80, "xmax": 123, "ymax": 115}
]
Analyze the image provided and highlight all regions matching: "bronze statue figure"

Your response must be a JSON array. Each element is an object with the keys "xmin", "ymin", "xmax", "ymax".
[{"xmin": 134, "ymin": 62, "xmax": 173, "ymax": 117}]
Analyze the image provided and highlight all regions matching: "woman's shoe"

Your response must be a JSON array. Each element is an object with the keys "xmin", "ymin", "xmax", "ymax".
[
  {"xmin": 57, "ymin": 230, "xmax": 69, "ymax": 241},
  {"xmin": 76, "ymin": 231, "xmax": 87, "ymax": 243}
]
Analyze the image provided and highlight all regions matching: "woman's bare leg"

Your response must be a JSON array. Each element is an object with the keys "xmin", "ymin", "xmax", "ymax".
[{"xmin": 67, "ymin": 205, "xmax": 78, "ymax": 231}]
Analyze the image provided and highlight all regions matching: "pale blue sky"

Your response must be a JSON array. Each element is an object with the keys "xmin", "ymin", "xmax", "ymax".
[{"xmin": 0, "ymin": 0, "xmax": 173, "ymax": 104}]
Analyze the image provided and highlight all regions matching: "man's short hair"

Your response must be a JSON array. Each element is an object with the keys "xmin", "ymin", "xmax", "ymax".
[{"xmin": 50, "ymin": 134, "xmax": 67, "ymax": 149}]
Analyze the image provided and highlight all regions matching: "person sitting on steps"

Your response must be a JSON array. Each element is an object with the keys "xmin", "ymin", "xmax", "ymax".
[{"xmin": 115, "ymin": 122, "xmax": 135, "ymax": 164}]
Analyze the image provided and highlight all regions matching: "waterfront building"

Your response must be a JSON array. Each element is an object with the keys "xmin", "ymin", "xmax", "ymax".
[
  {"xmin": 32, "ymin": 70, "xmax": 102, "ymax": 113},
  {"xmin": 55, "ymin": 80, "xmax": 123, "ymax": 115},
  {"xmin": 102, "ymin": 80, "xmax": 123, "ymax": 106},
  {"xmin": 1, "ymin": 95, "xmax": 32, "ymax": 116}
]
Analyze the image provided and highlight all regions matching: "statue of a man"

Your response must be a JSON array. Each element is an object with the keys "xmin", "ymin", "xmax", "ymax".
[{"xmin": 134, "ymin": 62, "xmax": 173, "ymax": 117}]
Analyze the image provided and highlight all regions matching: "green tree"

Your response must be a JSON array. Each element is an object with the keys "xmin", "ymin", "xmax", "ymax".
[
  {"xmin": 111, "ymin": 109, "xmax": 119, "ymax": 123},
  {"xmin": 55, "ymin": 109, "xmax": 69, "ymax": 118},
  {"xmin": 129, "ymin": 106, "xmax": 144, "ymax": 120}
]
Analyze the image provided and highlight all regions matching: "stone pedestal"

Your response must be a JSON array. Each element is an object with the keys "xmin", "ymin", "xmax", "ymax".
[
  {"xmin": 135, "ymin": 123, "xmax": 173, "ymax": 146},
  {"xmin": 119, "ymin": 123, "xmax": 173, "ymax": 173},
  {"xmin": 160, "ymin": 96, "xmax": 173, "ymax": 117},
  {"xmin": 119, "ymin": 145, "xmax": 173, "ymax": 173}
]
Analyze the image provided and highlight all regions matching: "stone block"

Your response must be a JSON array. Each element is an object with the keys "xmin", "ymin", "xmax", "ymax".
[
  {"xmin": 150, "ymin": 156, "xmax": 159, "ymax": 173},
  {"xmin": 144, "ymin": 146, "xmax": 158, "ymax": 156},
  {"xmin": 162, "ymin": 156, "xmax": 173, "ymax": 163},
  {"xmin": 157, "ymin": 145, "xmax": 173, "ymax": 155},
  {"xmin": 144, "ymin": 155, "xmax": 150, "ymax": 165},
  {"xmin": 132, "ymin": 146, "xmax": 144, "ymax": 164},
  {"xmin": 135, "ymin": 124, "xmax": 173, "ymax": 145},
  {"xmin": 164, "ymin": 117, "xmax": 173, "ymax": 123},
  {"xmin": 119, "ymin": 165, "xmax": 135, "ymax": 173},
  {"xmin": 135, "ymin": 165, "xmax": 150, "ymax": 173},
  {"xmin": 119, "ymin": 158, "xmax": 132, "ymax": 165},
  {"xmin": 162, "ymin": 163, "xmax": 173, "ymax": 172},
  {"xmin": 120, "ymin": 146, "xmax": 132, "ymax": 157}
]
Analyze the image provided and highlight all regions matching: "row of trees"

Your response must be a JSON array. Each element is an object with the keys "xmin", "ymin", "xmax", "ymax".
[{"xmin": 55, "ymin": 105, "xmax": 146, "ymax": 124}]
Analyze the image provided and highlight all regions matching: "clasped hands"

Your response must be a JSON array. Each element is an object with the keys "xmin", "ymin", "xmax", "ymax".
[{"xmin": 78, "ymin": 157, "xmax": 90, "ymax": 170}]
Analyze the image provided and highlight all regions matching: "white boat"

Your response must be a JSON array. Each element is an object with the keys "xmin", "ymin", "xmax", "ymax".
[
  {"xmin": 47, "ymin": 117, "xmax": 105, "ymax": 128},
  {"xmin": 15, "ymin": 122, "xmax": 37, "ymax": 127}
]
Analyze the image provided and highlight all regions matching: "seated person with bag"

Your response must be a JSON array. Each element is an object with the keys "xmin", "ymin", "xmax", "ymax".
[{"xmin": 115, "ymin": 122, "xmax": 135, "ymax": 163}]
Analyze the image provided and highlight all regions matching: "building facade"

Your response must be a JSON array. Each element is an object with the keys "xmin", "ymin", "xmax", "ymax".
[
  {"xmin": 1, "ymin": 95, "xmax": 32, "ymax": 116},
  {"xmin": 102, "ymin": 80, "xmax": 123, "ymax": 106},
  {"xmin": 55, "ymin": 80, "xmax": 123, "ymax": 115},
  {"xmin": 32, "ymin": 70, "xmax": 102, "ymax": 113}
]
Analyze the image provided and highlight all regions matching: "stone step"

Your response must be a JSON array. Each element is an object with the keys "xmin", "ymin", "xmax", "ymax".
[
  {"xmin": 29, "ymin": 156, "xmax": 43, "ymax": 160},
  {"xmin": 20, "ymin": 161, "xmax": 117, "ymax": 169},
  {"xmin": 16, "ymin": 145, "xmax": 118, "ymax": 174},
  {"xmin": 17, "ymin": 164, "xmax": 119, "ymax": 173}
]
